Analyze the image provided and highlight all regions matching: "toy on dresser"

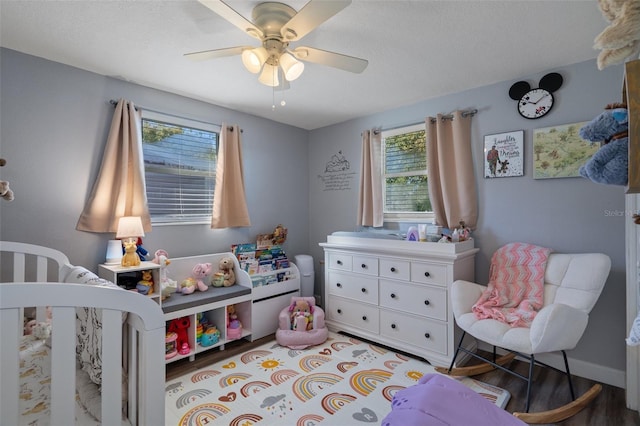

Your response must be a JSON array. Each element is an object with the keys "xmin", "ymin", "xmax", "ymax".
[
  {"xmin": 121, "ymin": 240, "xmax": 140, "ymax": 267},
  {"xmin": 180, "ymin": 263, "xmax": 212, "ymax": 294}
]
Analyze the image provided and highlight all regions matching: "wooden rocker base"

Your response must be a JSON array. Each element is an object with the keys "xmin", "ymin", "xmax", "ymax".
[
  {"xmin": 512, "ymin": 384, "xmax": 601, "ymax": 424},
  {"xmin": 434, "ymin": 353, "xmax": 516, "ymax": 377}
]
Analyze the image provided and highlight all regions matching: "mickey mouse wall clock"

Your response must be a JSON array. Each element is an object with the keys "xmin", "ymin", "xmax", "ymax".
[{"xmin": 508, "ymin": 72, "xmax": 563, "ymax": 119}]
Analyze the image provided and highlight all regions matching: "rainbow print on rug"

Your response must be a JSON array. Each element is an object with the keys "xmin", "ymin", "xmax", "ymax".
[{"xmin": 165, "ymin": 332, "xmax": 510, "ymax": 425}]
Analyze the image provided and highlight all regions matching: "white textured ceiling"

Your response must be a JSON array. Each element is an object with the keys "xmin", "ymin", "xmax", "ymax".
[{"xmin": 0, "ymin": 0, "xmax": 608, "ymax": 130}]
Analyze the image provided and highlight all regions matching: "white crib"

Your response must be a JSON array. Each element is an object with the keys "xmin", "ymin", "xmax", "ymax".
[{"xmin": 0, "ymin": 241, "xmax": 165, "ymax": 425}]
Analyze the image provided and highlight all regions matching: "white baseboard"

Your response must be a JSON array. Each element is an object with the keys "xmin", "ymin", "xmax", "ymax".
[{"xmin": 477, "ymin": 341, "xmax": 625, "ymax": 389}]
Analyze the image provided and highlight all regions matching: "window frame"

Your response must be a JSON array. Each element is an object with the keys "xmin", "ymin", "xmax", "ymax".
[
  {"xmin": 141, "ymin": 110, "xmax": 221, "ymax": 226},
  {"xmin": 381, "ymin": 123, "xmax": 434, "ymax": 223}
]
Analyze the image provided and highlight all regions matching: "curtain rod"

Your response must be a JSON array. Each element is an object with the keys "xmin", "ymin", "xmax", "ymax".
[
  {"xmin": 372, "ymin": 109, "xmax": 478, "ymax": 135},
  {"xmin": 109, "ymin": 99, "xmax": 242, "ymax": 132}
]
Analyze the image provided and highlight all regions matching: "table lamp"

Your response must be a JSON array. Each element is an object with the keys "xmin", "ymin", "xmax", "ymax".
[{"xmin": 116, "ymin": 216, "xmax": 145, "ymax": 267}]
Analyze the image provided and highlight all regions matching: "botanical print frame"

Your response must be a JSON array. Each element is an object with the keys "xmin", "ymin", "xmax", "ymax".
[
  {"xmin": 533, "ymin": 121, "xmax": 600, "ymax": 179},
  {"xmin": 483, "ymin": 130, "xmax": 524, "ymax": 178}
]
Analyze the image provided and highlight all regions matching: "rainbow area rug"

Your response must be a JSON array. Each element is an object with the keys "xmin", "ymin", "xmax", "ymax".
[{"xmin": 165, "ymin": 332, "xmax": 510, "ymax": 425}]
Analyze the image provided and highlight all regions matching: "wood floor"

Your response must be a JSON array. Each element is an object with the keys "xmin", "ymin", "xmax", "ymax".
[{"xmin": 166, "ymin": 334, "xmax": 640, "ymax": 425}]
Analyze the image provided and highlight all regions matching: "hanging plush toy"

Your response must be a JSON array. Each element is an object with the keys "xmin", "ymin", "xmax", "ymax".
[
  {"xmin": 594, "ymin": 0, "xmax": 640, "ymax": 69},
  {"xmin": 579, "ymin": 103, "xmax": 629, "ymax": 186},
  {"xmin": 0, "ymin": 158, "xmax": 14, "ymax": 201}
]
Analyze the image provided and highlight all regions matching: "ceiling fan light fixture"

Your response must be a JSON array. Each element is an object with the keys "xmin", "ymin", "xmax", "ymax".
[
  {"xmin": 241, "ymin": 47, "xmax": 268, "ymax": 74},
  {"xmin": 258, "ymin": 63, "xmax": 280, "ymax": 87},
  {"xmin": 279, "ymin": 52, "xmax": 304, "ymax": 81}
]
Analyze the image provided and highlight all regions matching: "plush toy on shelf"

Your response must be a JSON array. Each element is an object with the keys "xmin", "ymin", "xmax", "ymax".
[
  {"xmin": 152, "ymin": 249, "xmax": 177, "ymax": 300},
  {"xmin": 212, "ymin": 257, "xmax": 236, "ymax": 287},
  {"xmin": 135, "ymin": 237, "xmax": 149, "ymax": 261},
  {"xmin": 168, "ymin": 317, "xmax": 191, "ymax": 355},
  {"xmin": 121, "ymin": 240, "xmax": 140, "ymax": 267},
  {"xmin": 289, "ymin": 299, "xmax": 314, "ymax": 331},
  {"xmin": 227, "ymin": 304, "xmax": 243, "ymax": 340},
  {"xmin": 136, "ymin": 270, "xmax": 154, "ymax": 295},
  {"xmin": 579, "ymin": 103, "xmax": 629, "ymax": 186},
  {"xmin": 180, "ymin": 263, "xmax": 212, "ymax": 294}
]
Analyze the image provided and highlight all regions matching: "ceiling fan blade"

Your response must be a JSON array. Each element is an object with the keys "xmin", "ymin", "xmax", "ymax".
[
  {"xmin": 198, "ymin": 0, "xmax": 263, "ymax": 40},
  {"xmin": 292, "ymin": 46, "xmax": 368, "ymax": 73},
  {"xmin": 184, "ymin": 46, "xmax": 248, "ymax": 61},
  {"xmin": 280, "ymin": 0, "xmax": 351, "ymax": 41}
]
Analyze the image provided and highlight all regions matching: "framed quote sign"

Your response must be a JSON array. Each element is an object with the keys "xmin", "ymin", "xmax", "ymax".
[{"xmin": 484, "ymin": 130, "xmax": 524, "ymax": 178}]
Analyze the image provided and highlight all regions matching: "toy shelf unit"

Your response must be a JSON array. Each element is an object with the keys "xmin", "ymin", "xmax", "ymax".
[
  {"xmin": 233, "ymin": 243, "xmax": 301, "ymax": 340},
  {"xmin": 159, "ymin": 252, "xmax": 253, "ymax": 364},
  {"xmin": 98, "ymin": 261, "xmax": 161, "ymax": 304}
]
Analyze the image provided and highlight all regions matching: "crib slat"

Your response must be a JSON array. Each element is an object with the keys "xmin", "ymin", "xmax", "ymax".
[
  {"xmin": 0, "ymin": 308, "xmax": 20, "ymax": 426},
  {"xmin": 50, "ymin": 306, "xmax": 76, "ymax": 426},
  {"xmin": 13, "ymin": 252, "xmax": 25, "ymax": 281},
  {"xmin": 128, "ymin": 324, "xmax": 139, "ymax": 424},
  {"xmin": 101, "ymin": 309, "xmax": 123, "ymax": 426},
  {"xmin": 138, "ymin": 327, "xmax": 166, "ymax": 426}
]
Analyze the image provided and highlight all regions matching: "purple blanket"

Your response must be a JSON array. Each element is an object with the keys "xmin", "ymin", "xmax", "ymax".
[{"xmin": 381, "ymin": 374, "xmax": 526, "ymax": 426}]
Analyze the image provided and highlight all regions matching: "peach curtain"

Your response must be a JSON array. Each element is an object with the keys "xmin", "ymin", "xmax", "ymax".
[
  {"xmin": 211, "ymin": 124, "xmax": 251, "ymax": 228},
  {"xmin": 426, "ymin": 111, "xmax": 477, "ymax": 229},
  {"xmin": 76, "ymin": 99, "xmax": 151, "ymax": 233},
  {"xmin": 357, "ymin": 129, "xmax": 383, "ymax": 227}
]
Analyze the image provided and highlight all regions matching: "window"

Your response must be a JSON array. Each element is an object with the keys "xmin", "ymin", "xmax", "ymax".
[
  {"xmin": 382, "ymin": 123, "xmax": 432, "ymax": 221},
  {"xmin": 141, "ymin": 111, "xmax": 220, "ymax": 224}
]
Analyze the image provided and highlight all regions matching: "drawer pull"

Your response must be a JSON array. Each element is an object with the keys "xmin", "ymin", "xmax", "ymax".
[
  {"xmin": 337, "ymin": 309, "xmax": 342, "ymax": 314},
  {"xmin": 424, "ymin": 333, "xmax": 430, "ymax": 339},
  {"xmin": 424, "ymin": 271, "xmax": 430, "ymax": 277},
  {"xmin": 337, "ymin": 283, "xmax": 342, "ymax": 288},
  {"xmin": 390, "ymin": 293, "xmax": 396, "ymax": 299},
  {"xmin": 391, "ymin": 324, "xmax": 396, "ymax": 329},
  {"xmin": 337, "ymin": 260, "xmax": 343, "ymax": 265},
  {"xmin": 390, "ymin": 267, "xmax": 396, "ymax": 272},
  {"xmin": 361, "ymin": 287, "xmax": 366, "ymax": 293},
  {"xmin": 362, "ymin": 316, "xmax": 367, "ymax": 321},
  {"xmin": 424, "ymin": 300, "xmax": 430, "ymax": 306},
  {"xmin": 361, "ymin": 263, "xmax": 367, "ymax": 269}
]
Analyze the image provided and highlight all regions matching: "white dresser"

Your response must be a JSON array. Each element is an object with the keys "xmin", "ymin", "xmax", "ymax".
[{"xmin": 320, "ymin": 234, "xmax": 478, "ymax": 367}]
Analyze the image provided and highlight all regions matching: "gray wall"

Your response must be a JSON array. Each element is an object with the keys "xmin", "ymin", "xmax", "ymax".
[
  {"xmin": 308, "ymin": 59, "xmax": 628, "ymax": 374},
  {"xmin": 0, "ymin": 48, "xmax": 309, "ymax": 272},
  {"xmin": 0, "ymin": 47, "xmax": 629, "ymax": 379}
]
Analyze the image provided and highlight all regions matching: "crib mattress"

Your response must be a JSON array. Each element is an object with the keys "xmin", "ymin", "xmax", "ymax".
[{"xmin": 19, "ymin": 336, "xmax": 106, "ymax": 426}]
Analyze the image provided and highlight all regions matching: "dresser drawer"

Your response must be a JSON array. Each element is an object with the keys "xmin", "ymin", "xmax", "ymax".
[
  {"xmin": 352, "ymin": 255, "xmax": 378, "ymax": 276},
  {"xmin": 379, "ymin": 280, "xmax": 447, "ymax": 321},
  {"xmin": 380, "ymin": 310, "xmax": 448, "ymax": 355},
  {"xmin": 328, "ymin": 252, "xmax": 352, "ymax": 271},
  {"xmin": 411, "ymin": 262, "xmax": 448, "ymax": 286},
  {"xmin": 327, "ymin": 271, "xmax": 378, "ymax": 304},
  {"xmin": 326, "ymin": 296, "xmax": 379, "ymax": 334},
  {"xmin": 379, "ymin": 258, "xmax": 410, "ymax": 281}
]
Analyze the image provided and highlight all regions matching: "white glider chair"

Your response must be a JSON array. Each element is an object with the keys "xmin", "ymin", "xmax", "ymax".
[{"xmin": 441, "ymin": 252, "xmax": 611, "ymax": 423}]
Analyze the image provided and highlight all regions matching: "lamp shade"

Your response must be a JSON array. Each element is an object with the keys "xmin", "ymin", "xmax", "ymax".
[
  {"xmin": 241, "ymin": 47, "xmax": 268, "ymax": 74},
  {"xmin": 116, "ymin": 216, "xmax": 145, "ymax": 239},
  {"xmin": 280, "ymin": 52, "xmax": 304, "ymax": 81},
  {"xmin": 258, "ymin": 63, "xmax": 279, "ymax": 87}
]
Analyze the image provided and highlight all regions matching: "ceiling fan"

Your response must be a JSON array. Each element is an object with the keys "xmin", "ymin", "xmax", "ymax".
[{"xmin": 185, "ymin": 0, "xmax": 368, "ymax": 88}]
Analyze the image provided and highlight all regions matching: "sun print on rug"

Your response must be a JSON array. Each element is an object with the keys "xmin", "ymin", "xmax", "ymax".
[{"xmin": 165, "ymin": 332, "xmax": 510, "ymax": 425}]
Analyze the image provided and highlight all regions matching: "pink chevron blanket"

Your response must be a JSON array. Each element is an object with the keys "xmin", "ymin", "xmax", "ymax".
[{"xmin": 472, "ymin": 242, "xmax": 551, "ymax": 328}]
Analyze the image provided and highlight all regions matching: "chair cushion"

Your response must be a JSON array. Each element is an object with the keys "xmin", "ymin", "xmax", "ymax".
[{"xmin": 457, "ymin": 313, "xmax": 533, "ymax": 353}]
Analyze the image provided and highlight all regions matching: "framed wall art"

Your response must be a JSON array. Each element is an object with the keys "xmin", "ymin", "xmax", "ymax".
[
  {"xmin": 533, "ymin": 121, "xmax": 600, "ymax": 179},
  {"xmin": 484, "ymin": 130, "xmax": 524, "ymax": 178}
]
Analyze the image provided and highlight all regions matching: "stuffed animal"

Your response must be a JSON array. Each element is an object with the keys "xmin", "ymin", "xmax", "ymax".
[
  {"xmin": 168, "ymin": 317, "xmax": 191, "ymax": 355},
  {"xmin": 0, "ymin": 158, "xmax": 14, "ymax": 201},
  {"xmin": 136, "ymin": 270, "xmax": 154, "ymax": 295},
  {"xmin": 152, "ymin": 249, "xmax": 177, "ymax": 300},
  {"xmin": 135, "ymin": 237, "xmax": 149, "ymax": 261},
  {"xmin": 121, "ymin": 240, "xmax": 140, "ymax": 267},
  {"xmin": 226, "ymin": 304, "xmax": 243, "ymax": 339},
  {"xmin": 594, "ymin": 0, "xmax": 640, "ymax": 69},
  {"xmin": 289, "ymin": 299, "xmax": 314, "ymax": 331},
  {"xmin": 180, "ymin": 262, "xmax": 212, "ymax": 294},
  {"xmin": 213, "ymin": 257, "xmax": 236, "ymax": 287},
  {"xmin": 579, "ymin": 103, "xmax": 629, "ymax": 186},
  {"xmin": 33, "ymin": 322, "xmax": 52, "ymax": 340}
]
